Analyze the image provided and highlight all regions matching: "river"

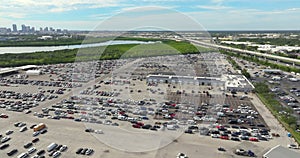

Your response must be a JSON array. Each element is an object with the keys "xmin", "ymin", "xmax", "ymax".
[{"xmin": 0, "ymin": 40, "xmax": 157, "ymax": 54}]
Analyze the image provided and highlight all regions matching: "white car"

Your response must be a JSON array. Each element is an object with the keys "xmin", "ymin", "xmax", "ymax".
[
  {"xmin": 20, "ymin": 126, "xmax": 27, "ymax": 132},
  {"xmin": 1, "ymin": 136, "xmax": 10, "ymax": 143},
  {"xmin": 32, "ymin": 131, "xmax": 40, "ymax": 137},
  {"xmin": 288, "ymin": 144, "xmax": 299, "ymax": 149},
  {"xmin": 94, "ymin": 130, "xmax": 104, "ymax": 134},
  {"xmin": 59, "ymin": 145, "xmax": 68, "ymax": 152},
  {"xmin": 28, "ymin": 147, "xmax": 36, "ymax": 154},
  {"xmin": 53, "ymin": 151, "xmax": 61, "ymax": 158},
  {"xmin": 177, "ymin": 153, "xmax": 188, "ymax": 158}
]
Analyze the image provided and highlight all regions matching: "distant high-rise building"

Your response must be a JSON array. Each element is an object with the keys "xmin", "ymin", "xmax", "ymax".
[
  {"xmin": 12, "ymin": 24, "xmax": 17, "ymax": 32},
  {"xmin": 26, "ymin": 26, "xmax": 30, "ymax": 32},
  {"xmin": 44, "ymin": 27, "xmax": 48, "ymax": 32},
  {"xmin": 21, "ymin": 24, "xmax": 26, "ymax": 32}
]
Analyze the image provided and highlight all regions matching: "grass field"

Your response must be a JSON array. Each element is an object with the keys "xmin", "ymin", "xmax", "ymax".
[{"xmin": 0, "ymin": 40, "xmax": 212, "ymax": 67}]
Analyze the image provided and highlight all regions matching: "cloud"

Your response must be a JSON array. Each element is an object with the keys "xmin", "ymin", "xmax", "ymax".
[
  {"xmin": 0, "ymin": 0, "xmax": 122, "ymax": 15},
  {"xmin": 197, "ymin": 5, "xmax": 231, "ymax": 10},
  {"xmin": 187, "ymin": 7, "xmax": 300, "ymax": 30},
  {"xmin": 211, "ymin": 0, "xmax": 224, "ymax": 4}
]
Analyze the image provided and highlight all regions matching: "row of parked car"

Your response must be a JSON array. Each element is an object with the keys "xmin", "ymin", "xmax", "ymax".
[
  {"xmin": 207, "ymin": 124, "xmax": 271, "ymax": 142},
  {"xmin": 75, "ymin": 147, "xmax": 94, "ymax": 155},
  {"xmin": 0, "ymin": 78, "xmax": 82, "ymax": 88}
]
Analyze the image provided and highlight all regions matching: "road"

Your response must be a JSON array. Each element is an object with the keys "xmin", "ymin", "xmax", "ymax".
[{"xmin": 187, "ymin": 39, "xmax": 300, "ymax": 67}]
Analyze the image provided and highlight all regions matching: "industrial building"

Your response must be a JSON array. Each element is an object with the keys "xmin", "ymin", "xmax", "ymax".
[{"xmin": 146, "ymin": 74, "xmax": 254, "ymax": 92}]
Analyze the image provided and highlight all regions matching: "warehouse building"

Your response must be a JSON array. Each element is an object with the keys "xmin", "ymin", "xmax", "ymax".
[{"xmin": 0, "ymin": 65, "xmax": 37, "ymax": 77}]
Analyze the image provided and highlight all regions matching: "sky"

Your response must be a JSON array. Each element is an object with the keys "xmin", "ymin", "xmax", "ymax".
[{"xmin": 0, "ymin": 0, "xmax": 300, "ymax": 31}]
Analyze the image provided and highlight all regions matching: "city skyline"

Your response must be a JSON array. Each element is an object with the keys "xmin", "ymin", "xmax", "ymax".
[
  {"xmin": 0, "ymin": 0, "xmax": 300, "ymax": 31},
  {"xmin": 0, "ymin": 24, "xmax": 68, "ymax": 34}
]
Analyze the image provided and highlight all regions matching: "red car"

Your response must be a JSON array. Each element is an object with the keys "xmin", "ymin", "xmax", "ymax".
[
  {"xmin": 220, "ymin": 135, "xmax": 229, "ymax": 140},
  {"xmin": 136, "ymin": 122, "xmax": 144, "ymax": 126},
  {"xmin": 132, "ymin": 124, "xmax": 141, "ymax": 128},
  {"xmin": 249, "ymin": 137, "xmax": 258, "ymax": 142},
  {"xmin": 0, "ymin": 114, "xmax": 8, "ymax": 118}
]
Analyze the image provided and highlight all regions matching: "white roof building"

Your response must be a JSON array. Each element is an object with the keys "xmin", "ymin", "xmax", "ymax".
[{"xmin": 146, "ymin": 74, "xmax": 254, "ymax": 92}]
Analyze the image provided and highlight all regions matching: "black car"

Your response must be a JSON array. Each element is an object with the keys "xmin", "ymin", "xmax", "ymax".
[
  {"xmin": 231, "ymin": 137, "xmax": 240, "ymax": 141},
  {"xmin": 55, "ymin": 145, "xmax": 62, "ymax": 150},
  {"xmin": 7, "ymin": 149, "xmax": 18, "ymax": 156},
  {"xmin": 32, "ymin": 138, "xmax": 39, "ymax": 143},
  {"xmin": 37, "ymin": 149, "xmax": 45, "ymax": 155},
  {"xmin": 48, "ymin": 151, "xmax": 56, "ymax": 156},
  {"xmin": 150, "ymin": 127, "xmax": 157, "ymax": 131},
  {"xmin": 85, "ymin": 129, "xmax": 93, "ymax": 132},
  {"xmin": 111, "ymin": 116, "xmax": 118, "ymax": 120},
  {"xmin": 30, "ymin": 124, "xmax": 37, "ymax": 129},
  {"xmin": 184, "ymin": 129, "xmax": 193, "ymax": 134},
  {"xmin": 0, "ymin": 143, "xmax": 9, "ymax": 150},
  {"xmin": 218, "ymin": 147, "xmax": 226, "ymax": 152},
  {"xmin": 142, "ymin": 124, "xmax": 152, "ymax": 129},
  {"xmin": 257, "ymin": 124, "xmax": 265, "ymax": 127},
  {"xmin": 24, "ymin": 142, "xmax": 33, "ymax": 149},
  {"xmin": 258, "ymin": 136, "xmax": 268, "ymax": 141},
  {"xmin": 40, "ymin": 129, "xmax": 47, "ymax": 134},
  {"xmin": 76, "ymin": 148, "xmax": 83, "ymax": 154}
]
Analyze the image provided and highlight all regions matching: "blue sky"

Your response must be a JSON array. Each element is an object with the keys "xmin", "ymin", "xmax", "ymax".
[{"xmin": 0, "ymin": 0, "xmax": 299, "ymax": 30}]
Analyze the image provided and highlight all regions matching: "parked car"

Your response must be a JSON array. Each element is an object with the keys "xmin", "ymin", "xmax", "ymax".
[
  {"xmin": 20, "ymin": 126, "xmax": 27, "ymax": 132},
  {"xmin": 57, "ymin": 145, "xmax": 66, "ymax": 152},
  {"xmin": 5, "ymin": 130, "xmax": 13, "ymax": 135},
  {"xmin": 76, "ymin": 148, "xmax": 83, "ymax": 154},
  {"xmin": 27, "ymin": 147, "xmax": 36, "ymax": 154},
  {"xmin": 32, "ymin": 138, "xmax": 39, "ymax": 143},
  {"xmin": 86, "ymin": 148, "xmax": 94, "ymax": 155},
  {"xmin": 32, "ymin": 131, "xmax": 40, "ymax": 137},
  {"xmin": 36, "ymin": 150, "xmax": 45, "ymax": 156},
  {"xmin": 81, "ymin": 148, "xmax": 88, "ymax": 155},
  {"xmin": 288, "ymin": 144, "xmax": 299, "ymax": 149},
  {"xmin": 1, "ymin": 136, "xmax": 10, "ymax": 143},
  {"xmin": 0, "ymin": 143, "xmax": 9, "ymax": 150},
  {"xmin": 24, "ymin": 142, "xmax": 33, "ymax": 149},
  {"xmin": 249, "ymin": 137, "xmax": 258, "ymax": 142},
  {"xmin": 218, "ymin": 147, "xmax": 226, "ymax": 152},
  {"xmin": 7, "ymin": 149, "xmax": 18, "ymax": 156}
]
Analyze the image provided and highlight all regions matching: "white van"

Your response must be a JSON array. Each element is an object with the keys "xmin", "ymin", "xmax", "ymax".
[{"xmin": 47, "ymin": 142, "xmax": 58, "ymax": 152}]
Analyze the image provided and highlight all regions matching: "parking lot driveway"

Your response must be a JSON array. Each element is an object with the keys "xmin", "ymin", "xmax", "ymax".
[{"xmin": 250, "ymin": 93, "xmax": 296, "ymax": 146}]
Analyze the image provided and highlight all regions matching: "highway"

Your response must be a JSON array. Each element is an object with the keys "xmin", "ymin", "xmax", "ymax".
[{"xmin": 187, "ymin": 39, "xmax": 300, "ymax": 67}]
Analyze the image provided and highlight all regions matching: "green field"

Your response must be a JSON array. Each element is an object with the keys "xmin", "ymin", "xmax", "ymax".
[{"xmin": 0, "ymin": 40, "xmax": 212, "ymax": 67}]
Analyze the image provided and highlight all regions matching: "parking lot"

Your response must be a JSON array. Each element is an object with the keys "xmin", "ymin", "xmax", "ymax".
[{"xmin": 0, "ymin": 53, "xmax": 299, "ymax": 158}]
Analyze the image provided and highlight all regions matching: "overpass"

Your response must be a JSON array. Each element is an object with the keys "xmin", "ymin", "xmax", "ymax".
[{"xmin": 188, "ymin": 39, "xmax": 300, "ymax": 67}]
